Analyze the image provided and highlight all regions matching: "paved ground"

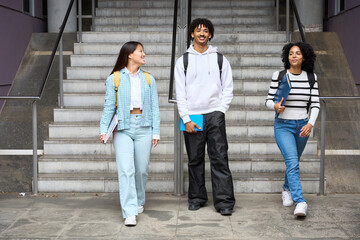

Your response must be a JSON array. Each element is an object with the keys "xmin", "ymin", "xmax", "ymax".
[{"xmin": 0, "ymin": 192, "xmax": 359, "ymax": 239}]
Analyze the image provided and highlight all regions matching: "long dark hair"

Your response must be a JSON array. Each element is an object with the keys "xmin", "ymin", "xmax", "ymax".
[
  {"xmin": 110, "ymin": 41, "xmax": 143, "ymax": 75},
  {"xmin": 281, "ymin": 42, "xmax": 316, "ymax": 73}
]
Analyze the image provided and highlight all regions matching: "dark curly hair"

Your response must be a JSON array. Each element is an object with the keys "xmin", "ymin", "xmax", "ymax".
[
  {"xmin": 189, "ymin": 18, "xmax": 214, "ymax": 41},
  {"xmin": 281, "ymin": 42, "xmax": 316, "ymax": 73}
]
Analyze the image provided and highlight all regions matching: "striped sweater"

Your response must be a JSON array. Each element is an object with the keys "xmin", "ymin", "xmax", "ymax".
[{"xmin": 265, "ymin": 70, "xmax": 320, "ymax": 126}]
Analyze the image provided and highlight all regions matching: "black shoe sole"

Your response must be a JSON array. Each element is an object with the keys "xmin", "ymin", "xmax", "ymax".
[
  {"xmin": 219, "ymin": 209, "xmax": 232, "ymax": 216},
  {"xmin": 188, "ymin": 204, "xmax": 201, "ymax": 211}
]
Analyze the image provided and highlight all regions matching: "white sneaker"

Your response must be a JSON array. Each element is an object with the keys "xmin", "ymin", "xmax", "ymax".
[
  {"xmin": 124, "ymin": 215, "xmax": 136, "ymax": 226},
  {"xmin": 138, "ymin": 206, "xmax": 144, "ymax": 214},
  {"xmin": 282, "ymin": 190, "xmax": 294, "ymax": 207},
  {"xmin": 294, "ymin": 202, "xmax": 308, "ymax": 217}
]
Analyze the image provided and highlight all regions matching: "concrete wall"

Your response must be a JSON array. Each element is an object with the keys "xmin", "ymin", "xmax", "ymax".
[
  {"xmin": 324, "ymin": 1, "xmax": 360, "ymax": 93},
  {"xmin": 0, "ymin": 0, "xmax": 47, "ymax": 111}
]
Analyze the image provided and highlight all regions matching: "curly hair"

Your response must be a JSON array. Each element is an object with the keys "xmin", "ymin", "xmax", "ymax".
[
  {"xmin": 189, "ymin": 18, "xmax": 214, "ymax": 41},
  {"xmin": 281, "ymin": 42, "xmax": 316, "ymax": 73}
]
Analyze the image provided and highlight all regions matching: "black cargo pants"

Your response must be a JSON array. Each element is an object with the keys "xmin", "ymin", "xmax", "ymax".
[{"xmin": 184, "ymin": 111, "xmax": 235, "ymax": 211}]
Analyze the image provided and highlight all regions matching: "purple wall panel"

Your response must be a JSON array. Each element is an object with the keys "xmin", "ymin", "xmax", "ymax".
[
  {"xmin": 346, "ymin": 0, "xmax": 359, "ymax": 10},
  {"xmin": 35, "ymin": 0, "xmax": 44, "ymax": 18},
  {"xmin": 325, "ymin": 4, "xmax": 360, "ymax": 91},
  {"xmin": 0, "ymin": 0, "xmax": 22, "ymax": 11},
  {"xmin": 0, "ymin": 5, "xmax": 46, "ymax": 94}
]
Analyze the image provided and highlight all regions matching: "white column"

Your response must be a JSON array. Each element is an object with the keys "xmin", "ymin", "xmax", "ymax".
[
  {"xmin": 47, "ymin": 0, "xmax": 77, "ymax": 33},
  {"xmin": 294, "ymin": 0, "xmax": 324, "ymax": 32}
]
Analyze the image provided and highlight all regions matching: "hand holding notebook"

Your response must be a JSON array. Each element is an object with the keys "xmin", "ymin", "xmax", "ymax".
[
  {"xmin": 180, "ymin": 115, "xmax": 203, "ymax": 132},
  {"xmin": 274, "ymin": 73, "xmax": 291, "ymax": 116}
]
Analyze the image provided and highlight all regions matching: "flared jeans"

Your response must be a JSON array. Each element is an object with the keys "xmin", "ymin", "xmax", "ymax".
[
  {"xmin": 274, "ymin": 118, "xmax": 309, "ymax": 204},
  {"xmin": 113, "ymin": 114, "xmax": 152, "ymax": 218}
]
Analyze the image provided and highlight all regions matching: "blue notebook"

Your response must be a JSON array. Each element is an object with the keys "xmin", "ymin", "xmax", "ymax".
[
  {"xmin": 180, "ymin": 115, "xmax": 203, "ymax": 131},
  {"xmin": 274, "ymin": 73, "xmax": 291, "ymax": 117}
]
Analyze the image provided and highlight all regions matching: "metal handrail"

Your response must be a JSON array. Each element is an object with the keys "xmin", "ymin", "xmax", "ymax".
[
  {"xmin": 39, "ymin": 0, "xmax": 76, "ymax": 98},
  {"xmin": 281, "ymin": 0, "xmax": 306, "ymax": 42},
  {"xmin": 319, "ymin": 96, "xmax": 360, "ymax": 195},
  {"xmin": 0, "ymin": 0, "xmax": 77, "ymax": 194},
  {"xmin": 290, "ymin": 0, "xmax": 306, "ymax": 43},
  {"xmin": 168, "ymin": 0, "xmax": 178, "ymax": 103},
  {"xmin": 168, "ymin": 0, "xmax": 192, "ymax": 103}
]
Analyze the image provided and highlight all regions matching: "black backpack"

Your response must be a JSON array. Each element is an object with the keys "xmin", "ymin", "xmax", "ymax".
[
  {"xmin": 183, "ymin": 52, "xmax": 223, "ymax": 78},
  {"xmin": 277, "ymin": 70, "xmax": 316, "ymax": 113}
]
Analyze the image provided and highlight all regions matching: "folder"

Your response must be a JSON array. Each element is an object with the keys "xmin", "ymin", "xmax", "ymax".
[
  {"xmin": 180, "ymin": 115, "xmax": 203, "ymax": 131},
  {"xmin": 274, "ymin": 73, "xmax": 291, "ymax": 117},
  {"xmin": 103, "ymin": 114, "xmax": 118, "ymax": 143}
]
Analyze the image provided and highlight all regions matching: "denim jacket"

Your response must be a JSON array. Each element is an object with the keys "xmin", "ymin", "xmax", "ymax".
[{"xmin": 99, "ymin": 68, "xmax": 160, "ymax": 137}]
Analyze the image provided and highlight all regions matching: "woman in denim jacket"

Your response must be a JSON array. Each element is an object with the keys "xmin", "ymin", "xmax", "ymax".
[
  {"xmin": 99, "ymin": 41, "xmax": 160, "ymax": 226},
  {"xmin": 265, "ymin": 42, "xmax": 319, "ymax": 217}
]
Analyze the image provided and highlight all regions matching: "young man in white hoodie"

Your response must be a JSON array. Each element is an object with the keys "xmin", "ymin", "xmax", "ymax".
[{"xmin": 175, "ymin": 18, "xmax": 235, "ymax": 216}]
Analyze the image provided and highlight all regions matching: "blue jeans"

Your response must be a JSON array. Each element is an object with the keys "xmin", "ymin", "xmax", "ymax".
[
  {"xmin": 274, "ymin": 118, "xmax": 309, "ymax": 204},
  {"xmin": 113, "ymin": 114, "xmax": 152, "ymax": 218}
]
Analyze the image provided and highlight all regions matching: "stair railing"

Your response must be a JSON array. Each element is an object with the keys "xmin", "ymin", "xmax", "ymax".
[
  {"xmin": 0, "ymin": 0, "xmax": 94, "ymax": 194},
  {"xmin": 318, "ymin": 96, "xmax": 360, "ymax": 195},
  {"xmin": 169, "ymin": 0, "xmax": 192, "ymax": 195},
  {"xmin": 277, "ymin": 0, "xmax": 306, "ymax": 42}
]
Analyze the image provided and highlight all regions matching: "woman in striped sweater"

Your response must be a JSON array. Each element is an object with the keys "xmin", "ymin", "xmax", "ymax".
[{"xmin": 265, "ymin": 42, "xmax": 319, "ymax": 217}]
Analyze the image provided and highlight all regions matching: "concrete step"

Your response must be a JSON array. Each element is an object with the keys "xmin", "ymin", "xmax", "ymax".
[
  {"xmin": 79, "ymin": 32, "xmax": 286, "ymax": 43},
  {"xmin": 49, "ymin": 122, "xmax": 278, "ymax": 139},
  {"xmin": 73, "ymin": 43, "xmax": 284, "ymax": 55},
  {"xmin": 94, "ymin": 16, "xmax": 275, "ymax": 26},
  {"xmin": 70, "ymin": 54, "xmax": 282, "ymax": 68},
  {"xmin": 62, "ymin": 79, "xmax": 271, "ymax": 94},
  {"xmin": 60, "ymin": 92, "xmax": 271, "ymax": 108},
  {"xmin": 96, "ymin": 7, "xmax": 275, "ymax": 17},
  {"xmin": 37, "ymin": 172, "xmax": 321, "ymax": 193},
  {"xmin": 94, "ymin": 24, "xmax": 276, "ymax": 32},
  {"xmin": 38, "ymin": 154, "xmax": 319, "ymax": 174},
  {"xmin": 53, "ymin": 107, "xmax": 276, "ymax": 123},
  {"xmin": 66, "ymin": 66, "xmax": 280, "ymax": 80},
  {"xmin": 98, "ymin": 0, "xmax": 274, "ymax": 8},
  {"xmin": 98, "ymin": 0, "xmax": 175, "ymax": 8},
  {"xmin": 43, "ymin": 139, "xmax": 318, "ymax": 156}
]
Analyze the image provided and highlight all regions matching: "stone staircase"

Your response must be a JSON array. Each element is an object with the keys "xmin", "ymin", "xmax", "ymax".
[{"xmin": 38, "ymin": 0, "xmax": 321, "ymax": 193}]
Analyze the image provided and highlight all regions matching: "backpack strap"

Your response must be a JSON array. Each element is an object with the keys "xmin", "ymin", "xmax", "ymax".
[
  {"xmin": 183, "ymin": 52, "xmax": 189, "ymax": 75},
  {"xmin": 307, "ymin": 72, "xmax": 315, "ymax": 89},
  {"xmin": 114, "ymin": 71, "xmax": 120, "ymax": 107},
  {"xmin": 143, "ymin": 72, "xmax": 151, "ymax": 87},
  {"xmin": 183, "ymin": 52, "xmax": 223, "ymax": 78},
  {"xmin": 306, "ymin": 72, "xmax": 315, "ymax": 113},
  {"xmin": 277, "ymin": 70, "xmax": 287, "ymax": 86},
  {"xmin": 217, "ymin": 52, "xmax": 223, "ymax": 79}
]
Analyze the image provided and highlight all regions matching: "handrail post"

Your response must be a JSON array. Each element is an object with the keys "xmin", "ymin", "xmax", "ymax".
[
  {"xmin": 78, "ymin": 0, "xmax": 82, "ymax": 43},
  {"xmin": 286, "ymin": 0, "xmax": 290, "ymax": 42},
  {"xmin": 276, "ymin": 0, "xmax": 279, "ymax": 31},
  {"xmin": 32, "ymin": 101, "xmax": 38, "ymax": 194},
  {"xmin": 59, "ymin": 35, "xmax": 64, "ymax": 108},
  {"xmin": 319, "ymin": 99, "xmax": 326, "ymax": 195},
  {"xmin": 173, "ymin": 0, "xmax": 189, "ymax": 196}
]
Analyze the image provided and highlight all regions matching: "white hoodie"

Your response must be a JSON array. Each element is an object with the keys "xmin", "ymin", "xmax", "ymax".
[{"xmin": 175, "ymin": 45, "xmax": 233, "ymax": 123}]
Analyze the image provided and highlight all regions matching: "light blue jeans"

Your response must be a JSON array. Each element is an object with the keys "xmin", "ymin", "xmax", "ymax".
[
  {"xmin": 274, "ymin": 118, "xmax": 309, "ymax": 204},
  {"xmin": 113, "ymin": 114, "xmax": 152, "ymax": 218}
]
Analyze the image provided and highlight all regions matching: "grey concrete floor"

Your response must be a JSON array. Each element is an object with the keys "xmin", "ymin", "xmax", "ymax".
[{"xmin": 0, "ymin": 192, "xmax": 359, "ymax": 239}]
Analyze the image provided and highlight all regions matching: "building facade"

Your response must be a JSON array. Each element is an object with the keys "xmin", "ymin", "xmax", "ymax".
[
  {"xmin": 324, "ymin": 0, "xmax": 360, "ymax": 93},
  {"xmin": 0, "ymin": 0, "xmax": 47, "ymax": 110}
]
